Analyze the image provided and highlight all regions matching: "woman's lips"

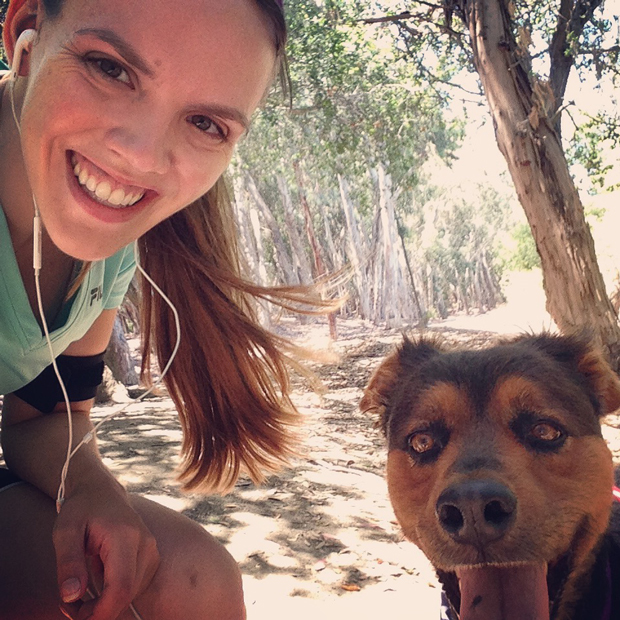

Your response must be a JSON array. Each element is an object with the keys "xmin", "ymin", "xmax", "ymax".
[
  {"xmin": 70, "ymin": 151, "xmax": 147, "ymax": 208},
  {"xmin": 66, "ymin": 152, "xmax": 156, "ymax": 224}
]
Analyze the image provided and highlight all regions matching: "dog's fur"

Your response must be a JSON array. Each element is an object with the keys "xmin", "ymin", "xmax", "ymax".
[{"xmin": 361, "ymin": 333, "xmax": 620, "ymax": 620}]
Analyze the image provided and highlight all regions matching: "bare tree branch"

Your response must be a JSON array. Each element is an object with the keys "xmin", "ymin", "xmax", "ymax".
[
  {"xmin": 363, "ymin": 11, "xmax": 414, "ymax": 24},
  {"xmin": 578, "ymin": 44, "xmax": 620, "ymax": 56}
]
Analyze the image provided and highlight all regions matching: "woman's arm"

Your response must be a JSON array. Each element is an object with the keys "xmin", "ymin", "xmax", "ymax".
[
  {"xmin": 1, "ymin": 309, "xmax": 159, "ymax": 619},
  {"xmin": 2, "ymin": 309, "xmax": 118, "ymax": 489}
]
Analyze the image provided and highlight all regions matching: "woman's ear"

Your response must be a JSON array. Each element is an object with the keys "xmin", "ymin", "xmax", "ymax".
[{"xmin": 3, "ymin": 0, "xmax": 41, "ymax": 73}]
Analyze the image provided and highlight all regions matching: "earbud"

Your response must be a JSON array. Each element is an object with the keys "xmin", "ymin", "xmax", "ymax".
[{"xmin": 11, "ymin": 29, "xmax": 37, "ymax": 80}]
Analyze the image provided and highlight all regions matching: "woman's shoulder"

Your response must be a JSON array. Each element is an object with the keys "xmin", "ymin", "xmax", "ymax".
[{"xmin": 100, "ymin": 243, "xmax": 137, "ymax": 310}]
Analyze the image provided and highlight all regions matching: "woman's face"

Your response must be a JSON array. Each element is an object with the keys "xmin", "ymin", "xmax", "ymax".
[{"xmin": 15, "ymin": 0, "xmax": 275, "ymax": 260}]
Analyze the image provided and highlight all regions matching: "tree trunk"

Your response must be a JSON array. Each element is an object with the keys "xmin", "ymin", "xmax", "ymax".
[
  {"xmin": 232, "ymin": 175, "xmax": 261, "ymax": 283},
  {"xmin": 398, "ymin": 219, "xmax": 426, "ymax": 323},
  {"xmin": 244, "ymin": 171, "xmax": 298, "ymax": 286},
  {"xmin": 318, "ymin": 199, "xmax": 351, "ymax": 318},
  {"xmin": 232, "ymin": 175, "xmax": 272, "ymax": 327},
  {"xmin": 338, "ymin": 174, "xmax": 371, "ymax": 319},
  {"xmin": 457, "ymin": 0, "xmax": 620, "ymax": 368},
  {"xmin": 456, "ymin": 270, "xmax": 470, "ymax": 315},
  {"xmin": 376, "ymin": 163, "xmax": 415, "ymax": 326},
  {"xmin": 95, "ymin": 366, "xmax": 118, "ymax": 404},
  {"xmin": 294, "ymin": 162, "xmax": 337, "ymax": 340},
  {"xmin": 318, "ymin": 198, "xmax": 342, "ymax": 273},
  {"xmin": 277, "ymin": 175, "xmax": 313, "ymax": 285},
  {"xmin": 377, "ymin": 165, "xmax": 398, "ymax": 324},
  {"xmin": 104, "ymin": 314, "xmax": 139, "ymax": 386},
  {"xmin": 481, "ymin": 250, "xmax": 504, "ymax": 308}
]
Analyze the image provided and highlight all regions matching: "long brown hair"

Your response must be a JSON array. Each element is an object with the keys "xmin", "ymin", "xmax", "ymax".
[
  {"xmin": 140, "ymin": 179, "xmax": 328, "ymax": 492},
  {"xmin": 40, "ymin": 0, "xmax": 313, "ymax": 492}
]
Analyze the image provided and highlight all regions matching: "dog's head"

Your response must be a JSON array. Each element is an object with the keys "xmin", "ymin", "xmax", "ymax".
[{"xmin": 361, "ymin": 333, "xmax": 620, "ymax": 619}]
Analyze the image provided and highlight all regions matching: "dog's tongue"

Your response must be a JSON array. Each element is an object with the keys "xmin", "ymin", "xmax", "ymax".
[{"xmin": 456, "ymin": 564, "xmax": 549, "ymax": 620}]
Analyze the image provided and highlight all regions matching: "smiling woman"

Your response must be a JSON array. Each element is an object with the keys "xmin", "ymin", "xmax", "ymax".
[{"xmin": 0, "ymin": 1, "xmax": 319, "ymax": 619}]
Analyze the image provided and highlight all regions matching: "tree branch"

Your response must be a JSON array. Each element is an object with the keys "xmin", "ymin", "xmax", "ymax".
[
  {"xmin": 363, "ymin": 11, "xmax": 466, "ymax": 41},
  {"xmin": 549, "ymin": 0, "xmax": 605, "ymax": 113},
  {"xmin": 362, "ymin": 0, "xmax": 446, "ymax": 24},
  {"xmin": 361, "ymin": 2, "xmax": 465, "ymax": 38},
  {"xmin": 578, "ymin": 44, "xmax": 620, "ymax": 56},
  {"xmin": 417, "ymin": 63, "xmax": 483, "ymax": 97},
  {"xmin": 363, "ymin": 11, "xmax": 414, "ymax": 25}
]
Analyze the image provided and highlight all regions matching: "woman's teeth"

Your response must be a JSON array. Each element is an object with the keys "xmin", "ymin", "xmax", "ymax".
[{"xmin": 73, "ymin": 161, "xmax": 145, "ymax": 208}]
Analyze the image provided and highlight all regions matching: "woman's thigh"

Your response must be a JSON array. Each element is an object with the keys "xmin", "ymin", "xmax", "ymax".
[{"xmin": 0, "ymin": 481, "xmax": 245, "ymax": 620}]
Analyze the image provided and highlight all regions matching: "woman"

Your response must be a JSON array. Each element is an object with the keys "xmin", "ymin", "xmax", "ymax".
[{"xmin": 0, "ymin": 0, "xmax": 300, "ymax": 618}]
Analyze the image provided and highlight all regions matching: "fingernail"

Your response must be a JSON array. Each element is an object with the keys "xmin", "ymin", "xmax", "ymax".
[
  {"xmin": 59, "ymin": 606, "xmax": 74, "ymax": 619},
  {"xmin": 61, "ymin": 577, "xmax": 82, "ymax": 603}
]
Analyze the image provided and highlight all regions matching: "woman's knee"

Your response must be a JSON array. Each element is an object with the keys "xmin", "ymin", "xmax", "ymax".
[
  {"xmin": 131, "ymin": 495, "xmax": 246, "ymax": 620},
  {"xmin": 156, "ymin": 522, "xmax": 245, "ymax": 618}
]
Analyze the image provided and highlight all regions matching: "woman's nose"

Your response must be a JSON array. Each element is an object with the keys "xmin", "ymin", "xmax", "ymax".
[{"xmin": 103, "ymin": 112, "xmax": 173, "ymax": 176}]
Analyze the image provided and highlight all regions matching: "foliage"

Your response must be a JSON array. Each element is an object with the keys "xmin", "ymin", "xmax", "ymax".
[
  {"xmin": 242, "ymin": 0, "xmax": 463, "ymax": 180},
  {"xmin": 505, "ymin": 223, "xmax": 542, "ymax": 271},
  {"xmin": 368, "ymin": 0, "xmax": 620, "ymax": 190},
  {"xmin": 230, "ymin": 0, "xmax": 520, "ymax": 320},
  {"xmin": 568, "ymin": 112, "xmax": 620, "ymax": 191},
  {"xmin": 404, "ymin": 159, "xmax": 514, "ymax": 312}
]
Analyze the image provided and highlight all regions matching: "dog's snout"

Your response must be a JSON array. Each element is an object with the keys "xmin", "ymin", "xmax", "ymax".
[{"xmin": 436, "ymin": 479, "xmax": 516, "ymax": 546}]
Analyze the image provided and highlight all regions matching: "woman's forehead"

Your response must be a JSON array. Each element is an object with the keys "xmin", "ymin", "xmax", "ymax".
[
  {"xmin": 45, "ymin": 0, "xmax": 277, "ymax": 111},
  {"xmin": 54, "ymin": 0, "xmax": 271, "ymax": 37},
  {"xmin": 48, "ymin": 0, "xmax": 276, "ymax": 55}
]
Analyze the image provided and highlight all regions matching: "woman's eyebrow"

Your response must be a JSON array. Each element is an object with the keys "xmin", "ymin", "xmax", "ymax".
[
  {"xmin": 73, "ymin": 28, "xmax": 251, "ymax": 132},
  {"xmin": 74, "ymin": 27, "xmax": 156, "ymax": 78},
  {"xmin": 197, "ymin": 105, "xmax": 251, "ymax": 133}
]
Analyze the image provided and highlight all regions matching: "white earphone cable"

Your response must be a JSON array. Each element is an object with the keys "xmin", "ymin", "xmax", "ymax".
[
  {"xmin": 11, "ymin": 63, "xmax": 181, "ymax": 620},
  {"xmin": 9, "ymin": 64, "xmax": 77, "ymax": 513},
  {"xmin": 52, "ymin": 246, "xmax": 179, "ymax": 620},
  {"xmin": 63, "ymin": 245, "xmax": 182, "ymax": 467}
]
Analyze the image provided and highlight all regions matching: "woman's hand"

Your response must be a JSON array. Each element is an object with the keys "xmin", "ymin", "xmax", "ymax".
[{"xmin": 54, "ymin": 480, "xmax": 160, "ymax": 620}]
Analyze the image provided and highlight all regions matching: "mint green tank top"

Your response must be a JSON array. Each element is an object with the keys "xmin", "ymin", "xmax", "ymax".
[{"xmin": 0, "ymin": 207, "xmax": 136, "ymax": 394}]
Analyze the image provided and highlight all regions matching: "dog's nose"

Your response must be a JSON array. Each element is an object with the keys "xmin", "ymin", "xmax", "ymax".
[{"xmin": 436, "ymin": 480, "xmax": 516, "ymax": 546}]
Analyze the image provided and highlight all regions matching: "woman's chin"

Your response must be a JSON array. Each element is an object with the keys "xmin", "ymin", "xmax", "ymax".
[{"xmin": 47, "ymin": 228, "xmax": 130, "ymax": 262}]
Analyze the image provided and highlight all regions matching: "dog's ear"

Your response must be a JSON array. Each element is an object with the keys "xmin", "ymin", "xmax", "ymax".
[
  {"xmin": 361, "ymin": 337, "xmax": 442, "ymax": 432},
  {"xmin": 576, "ymin": 346, "xmax": 620, "ymax": 415},
  {"xmin": 360, "ymin": 349, "xmax": 402, "ymax": 420},
  {"xmin": 525, "ymin": 332, "xmax": 620, "ymax": 416}
]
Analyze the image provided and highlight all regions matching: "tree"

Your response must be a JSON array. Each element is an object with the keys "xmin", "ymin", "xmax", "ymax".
[
  {"xmin": 367, "ymin": 0, "xmax": 620, "ymax": 367},
  {"xmin": 235, "ymin": 0, "xmax": 478, "ymax": 326}
]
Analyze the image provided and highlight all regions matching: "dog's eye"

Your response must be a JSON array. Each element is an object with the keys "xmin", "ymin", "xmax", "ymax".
[
  {"xmin": 409, "ymin": 432, "xmax": 436, "ymax": 454},
  {"xmin": 511, "ymin": 412, "xmax": 567, "ymax": 453},
  {"xmin": 530, "ymin": 422, "xmax": 562, "ymax": 442},
  {"xmin": 405, "ymin": 423, "xmax": 449, "ymax": 463}
]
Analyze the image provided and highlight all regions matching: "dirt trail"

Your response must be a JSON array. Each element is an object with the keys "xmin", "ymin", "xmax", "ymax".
[{"xmin": 94, "ymin": 303, "xmax": 620, "ymax": 620}]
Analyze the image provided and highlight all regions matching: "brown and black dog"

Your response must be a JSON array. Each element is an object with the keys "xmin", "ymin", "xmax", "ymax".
[{"xmin": 361, "ymin": 333, "xmax": 620, "ymax": 620}]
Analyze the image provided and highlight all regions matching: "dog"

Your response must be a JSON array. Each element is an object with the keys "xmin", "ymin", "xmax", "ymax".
[{"xmin": 361, "ymin": 333, "xmax": 620, "ymax": 620}]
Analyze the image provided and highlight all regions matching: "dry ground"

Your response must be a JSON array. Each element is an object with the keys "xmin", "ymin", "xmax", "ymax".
[
  {"xmin": 92, "ymin": 282, "xmax": 620, "ymax": 619},
  {"xmin": 97, "ymin": 318, "xmax": 447, "ymax": 620}
]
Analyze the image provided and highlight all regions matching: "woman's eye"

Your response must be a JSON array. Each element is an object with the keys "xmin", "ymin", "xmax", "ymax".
[
  {"xmin": 89, "ymin": 57, "xmax": 131, "ymax": 85},
  {"xmin": 409, "ymin": 432, "xmax": 436, "ymax": 454},
  {"xmin": 188, "ymin": 115, "xmax": 226, "ymax": 139},
  {"xmin": 530, "ymin": 422, "xmax": 562, "ymax": 442}
]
